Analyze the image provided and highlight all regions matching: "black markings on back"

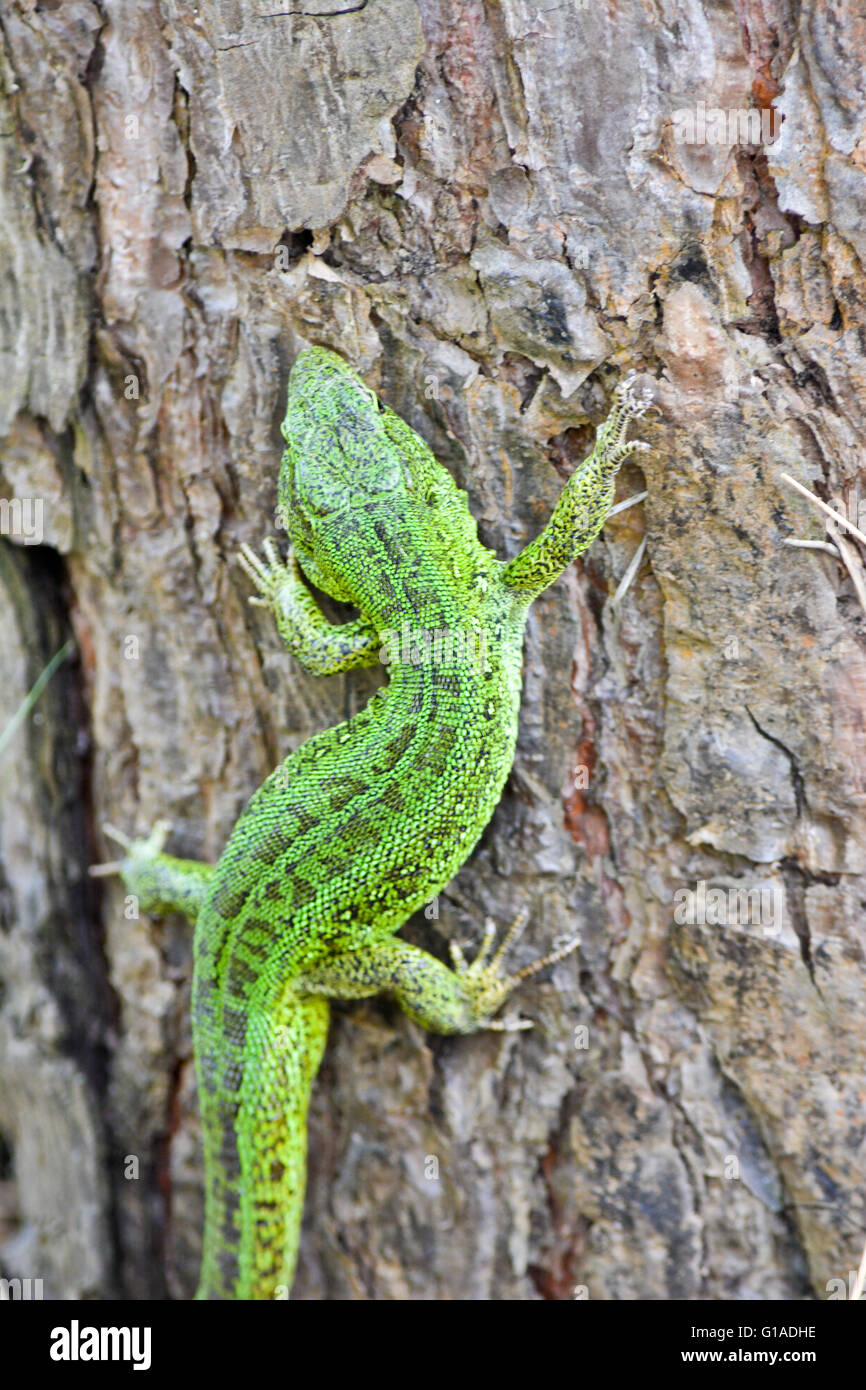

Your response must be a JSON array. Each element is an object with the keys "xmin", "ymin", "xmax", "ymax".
[
  {"xmin": 414, "ymin": 725, "xmax": 457, "ymax": 775},
  {"xmin": 383, "ymin": 723, "xmax": 416, "ymax": 768},
  {"xmin": 379, "ymin": 779, "xmax": 406, "ymax": 813},
  {"xmin": 327, "ymin": 772, "xmax": 369, "ymax": 813},
  {"xmin": 210, "ymin": 880, "xmax": 247, "ymax": 919}
]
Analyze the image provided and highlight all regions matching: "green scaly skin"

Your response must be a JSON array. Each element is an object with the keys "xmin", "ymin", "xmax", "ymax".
[{"xmin": 99, "ymin": 348, "xmax": 650, "ymax": 1299}]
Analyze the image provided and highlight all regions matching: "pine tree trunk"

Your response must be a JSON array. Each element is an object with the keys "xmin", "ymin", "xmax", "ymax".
[{"xmin": 1, "ymin": 0, "xmax": 863, "ymax": 1300}]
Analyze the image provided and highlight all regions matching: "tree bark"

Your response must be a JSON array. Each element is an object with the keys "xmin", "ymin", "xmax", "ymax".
[{"xmin": 1, "ymin": 0, "xmax": 864, "ymax": 1300}]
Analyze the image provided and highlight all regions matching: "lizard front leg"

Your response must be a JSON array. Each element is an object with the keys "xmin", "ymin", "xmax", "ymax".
[
  {"xmin": 237, "ymin": 540, "xmax": 381, "ymax": 675},
  {"xmin": 295, "ymin": 912, "xmax": 578, "ymax": 1035},
  {"xmin": 501, "ymin": 372, "xmax": 652, "ymax": 600}
]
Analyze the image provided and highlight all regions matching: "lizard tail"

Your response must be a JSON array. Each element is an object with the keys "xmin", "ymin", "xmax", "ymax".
[{"xmin": 195, "ymin": 995, "xmax": 330, "ymax": 1300}]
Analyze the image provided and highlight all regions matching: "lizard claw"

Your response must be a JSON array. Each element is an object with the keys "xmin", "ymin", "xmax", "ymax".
[
  {"xmin": 103, "ymin": 822, "xmax": 133, "ymax": 852},
  {"xmin": 487, "ymin": 1015, "xmax": 534, "ymax": 1033},
  {"xmin": 449, "ymin": 939, "xmax": 469, "ymax": 973}
]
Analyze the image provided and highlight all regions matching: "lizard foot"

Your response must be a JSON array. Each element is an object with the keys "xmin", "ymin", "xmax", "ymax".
[
  {"xmin": 89, "ymin": 819, "xmax": 171, "ymax": 879},
  {"xmin": 614, "ymin": 369, "xmax": 655, "ymax": 418},
  {"xmin": 237, "ymin": 539, "xmax": 295, "ymax": 617},
  {"xmin": 449, "ymin": 909, "xmax": 579, "ymax": 1032},
  {"xmin": 597, "ymin": 371, "xmax": 655, "ymax": 467}
]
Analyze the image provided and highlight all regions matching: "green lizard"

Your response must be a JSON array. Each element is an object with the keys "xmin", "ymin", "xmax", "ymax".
[{"xmin": 97, "ymin": 347, "xmax": 649, "ymax": 1299}]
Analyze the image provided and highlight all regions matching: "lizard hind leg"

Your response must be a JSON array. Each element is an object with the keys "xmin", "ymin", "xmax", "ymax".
[
  {"xmin": 89, "ymin": 821, "xmax": 215, "ymax": 924},
  {"xmin": 296, "ymin": 917, "xmax": 579, "ymax": 1037}
]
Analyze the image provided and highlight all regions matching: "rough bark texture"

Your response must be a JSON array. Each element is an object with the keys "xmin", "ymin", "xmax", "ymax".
[{"xmin": 1, "ymin": 0, "xmax": 864, "ymax": 1301}]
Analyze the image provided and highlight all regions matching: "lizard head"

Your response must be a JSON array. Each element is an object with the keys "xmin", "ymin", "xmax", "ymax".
[{"xmin": 278, "ymin": 346, "xmax": 495, "ymax": 614}]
